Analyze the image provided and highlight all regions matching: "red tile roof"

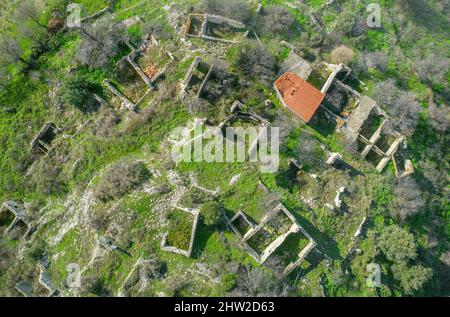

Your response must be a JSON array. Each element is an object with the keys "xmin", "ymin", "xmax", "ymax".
[{"xmin": 274, "ymin": 72, "xmax": 325, "ymax": 122}]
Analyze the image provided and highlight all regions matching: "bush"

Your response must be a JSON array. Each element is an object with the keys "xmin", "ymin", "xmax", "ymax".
[
  {"xmin": 334, "ymin": 7, "xmax": 366, "ymax": 37},
  {"xmin": 293, "ymin": 132, "xmax": 324, "ymax": 169},
  {"xmin": 91, "ymin": 107, "xmax": 121, "ymax": 138},
  {"xmin": 378, "ymin": 225, "xmax": 417, "ymax": 264},
  {"xmin": 94, "ymin": 159, "xmax": 150, "ymax": 202},
  {"xmin": 200, "ymin": 201, "xmax": 223, "ymax": 227}
]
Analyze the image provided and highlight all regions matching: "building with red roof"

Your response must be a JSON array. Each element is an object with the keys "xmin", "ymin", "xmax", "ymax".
[{"xmin": 274, "ymin": 72, "xmax": 325, "ymax": 122}]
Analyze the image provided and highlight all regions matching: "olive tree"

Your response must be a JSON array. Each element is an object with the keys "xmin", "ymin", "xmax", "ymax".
[
  {"xmin": 391, "ymin": 263, "xmax": 433, "ymax": 295},
  {"xmin": 59, "ymin": 74, "xmax": 102, "ymax": 112},
  {"xmin": 378, "ymin": 225, "xmax": 417, "ymax": 264}
]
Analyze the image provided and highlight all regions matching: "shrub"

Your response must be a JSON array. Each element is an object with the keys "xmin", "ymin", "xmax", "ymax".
[
  {"xmin": 378, "ymin": 225, "xmax": 417, "ymax": 264},
  {"xmin": 91, "ymin": 107, "xmax": 121, "ymax": 138},
  {"xmin": 94, "ymin": 159, "xmax": 150, "ymax": 202},
  {"xmin": 31, "ymin": 156, "xmax": 67, "ymax": 196},
  {"xmin": 334, "ymin": 7, "xmax": 366, "ymax": 37},
  {"xmin": 294, "ymin": 132, "xmax": 324, "ymax": 169}
]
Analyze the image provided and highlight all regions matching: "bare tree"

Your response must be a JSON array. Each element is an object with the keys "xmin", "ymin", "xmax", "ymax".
[
  {"xmin": 202, "ymin": 0, "xmax": 253, "ymax": 24},
  {"xmin": 0, "ymin": 37, "xmax": 33, "ymax": 68},
  {"xmin": 417, "ymin": 53, "xmax": 449, "ymax": 84},
  {"xmin": 258, "ymin": 6, "xmax": 297, "ymax": 36},
  {"xmin": 389, "ymin": 176, "xmax": 426, "ymax": 222},
  {"xmin": 324, "ymin": 85, "xmax": 346, "ymax": 113},
  {"xmin": 428, "ymin": 102, "xmax": 449, "ymax": 133},
  {"xmin": 373, "ymin": 79, "xmax": 398, "ymax": 106},
  {"xmin": 14, "ymin": 0, "xmax": 48, "ymax": 31},
  {"xmin": 229, "ymin": 40, "xmax": 279, "ymax": 85},
  {"xmin": 228, "ymin": 266, "xmax": 291, "ymax": 297},
  {"xmin": 374, "ymin": 80, "xmax": 421, "ymax": 136},
  {"xmin": 75, "ymin": 15, "xmax": 130, "ymax": 69},
  {"xmin": 395, "ymin": 92, "xmax": 422, "ymax": 136},
  {"xmin": 364, "ymin": 51, "xmax": 388, "ymax": 72}
]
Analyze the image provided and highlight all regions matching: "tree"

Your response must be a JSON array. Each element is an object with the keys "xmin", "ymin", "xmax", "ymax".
[
  {"xmin": 75, "ymin": 15, "xmax": 130, "ymax": 69},
  {"xmin": 334, "ymin": 7, "xmax": 366, "ymax": 37},
  {"xmin": 428, "ymin": 103, "xmax": 450, "ymax": 133},
  {"xmin": 391, "ymin": 263, "xmax": 433, "ymax": 295},
  {"xmin": 228, "ymin": 40, "xmax": 279, "ymax": 85},
  {"xmin": 417, "ymin": 53, "xmax": 449, "ymax": 84},
  {"xmin": 364, "ymin": 51, "xmax": 388, "ymax": 72},
  {"xmin": 394, "ymin": 92, "xmax": 422, "ymax": 136},
  {"xmin": 14, "ymin": 0, "xmax": 48, "ymax": 32},
  {"xmin": 373, "ymin": 80, "xmax": 421, "ymax": 136},
  {"xmin": 0, "ymin": 37, "xmax": 33, "ymax": 68},
  {"xmin": 59, "ymin": 74, "xmax": 102, "ymax": 112},
  {"xmin": 258, "ymin": 6, "xmax": 297, "ymax": 36},
  {"xmin": 373, "ymin": 79, "xmax": 398, "ymax": 107},
  {"xmin": 378, "ymin": 225, "xmax": 417, "ymax": 264},
  {"xmin": 330, "ymin": 45, "xmax": 355, "ymax": 64},
  {"xmin": 200, "ymin": 201, "xmax": 223, "ymax": 227},
  {"xmin": 228, "ymin": 266, "xmax": 291, "ymax": 297},
  {"xmin": 202, "ymin": 0, "xmax": 253, "ymax": 24},
  {"xmin": 389, "ymin": 177, "xmax": 425, "ymax": 222}
]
